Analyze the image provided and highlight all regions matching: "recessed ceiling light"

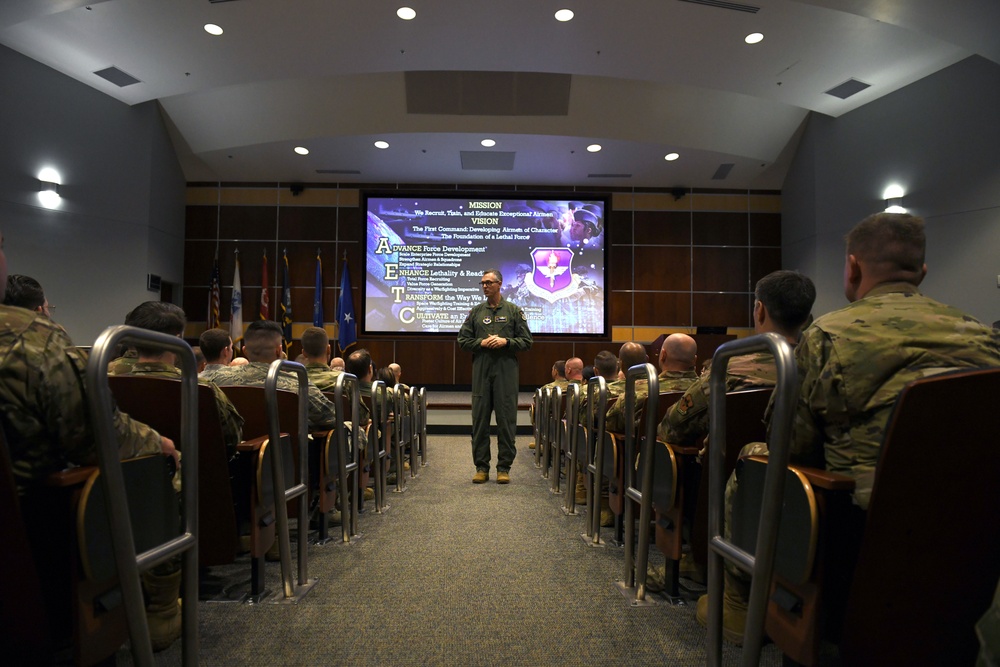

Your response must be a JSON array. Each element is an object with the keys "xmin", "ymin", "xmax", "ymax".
[
  {"xmin": 397, "ymin": 7, "xmax": 416, "ymax": 20},
  {"xmin": 882, "ymin": 184, "xmax": 905, "ymax": 199},
  {"xmin": 745, "ymin": 32, "xmax": 763, "ymax": 44},
  {"xmin": 294, "ymin": 146, "xmax": 309, "ymax": 155},
  {"xmin": 481, "ymin": 139, "xmax": 496, "ymax": 147},
  {"xmin": 374, "ymin": 140, "xmax": 390, "ymax": 149},
  {"xmin": 204, "ymin": 24, "xmax": 223, "ymax": 36},
  {"xmin": 587, "ymin": 144, "xmax": 602, "ymax": 153},
  {"xmin": 38, "ymin": 167, "xmax": 62, "ymax": 184},
  {"xmin": 555, "ymin": 9, "xmax": 574, "ymax": 22},
  {"xmin": 665, "ymin": 152, "xmax": 680, "ymax": 161}
]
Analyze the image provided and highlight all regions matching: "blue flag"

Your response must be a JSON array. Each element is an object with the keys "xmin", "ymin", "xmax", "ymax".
[
  {"xmin": 280, "ymin": 249, "xmax": 292, "ymax": 350},
  {"xmin": 337, "ymin": 259, "xmax": 357, "ymax": 354},
  {"xmin": 312, "ymin": 251, "xmax": 324, "ymax": 327}
]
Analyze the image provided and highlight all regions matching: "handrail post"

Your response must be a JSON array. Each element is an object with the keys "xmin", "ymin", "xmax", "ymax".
[
  {"xmin": 408, "ymin": 385, "xmax": 419, "ymax": 478},
  {"xmin": 87, "ymin": 325, "xmax": 199, "ymax": 667},
  {"xmin": 392, "ymin": 383, "xmax": 407, "ymax": 493},
  {"xmin": 264, "ymin": 359, "xmax": 316, "ymax": 598},
  {"xmin": 418, "ymin": 387, "xmax": 428, "ymax": 467},
  {"xmin": 562, "ymin": 382, "xmax": 581, "ymax": 513},
  {"xmin": 617, "ymin": 363, "xmax": 658, "ymax": 604},
  {"xmin": 370, "ymin": 380, "xmax": 388, "ymax": 513},
  {"xmin": 584, "ymin": 376, "xmax": 608, "ymax": 545},
  {"xmin": 705, "ymin": 333, "xmax": 797, "ymax": 667},
  {"xmin": 333, "ymin": 373, "xmax": 361, "ymax": 540},
  {"xmin": 533, "ymin": 389, "xmax": 543, "ymax": 469}
]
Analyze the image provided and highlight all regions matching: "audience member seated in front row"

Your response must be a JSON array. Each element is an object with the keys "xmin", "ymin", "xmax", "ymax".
[
  {"xmin": 0, "ymin": 231, "xmax": 181, "ymax": 652},
  {"xmin": 206, "ymin": 320, "xmax": 337, "ymax": 431},
  {"xmin": 119, "ymin": 301, "xmax": 244, "ymax": 458},
  {"xmin": 706, "ymin": 212, "xmax": 1000, "ymax": 645}
]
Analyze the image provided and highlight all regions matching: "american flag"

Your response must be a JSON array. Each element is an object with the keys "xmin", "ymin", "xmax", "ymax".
[{"xmin": 207, "ymin": 259, "xmax": 221, "ymax": 328}]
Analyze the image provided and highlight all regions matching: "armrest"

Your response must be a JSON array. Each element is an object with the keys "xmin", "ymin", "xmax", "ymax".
[
  {"xmin": 666, "ymin": 442, "xmax": 701, "ymax": 457},
  {"xmin": 45, "ymin": 466, "xmax": 97, "ymax": 487},
  {"xmin": 745, "ymin": 455, "xmax": 856, "ymax": 491},
  {"xmin": 237, "ymin": 435, "xmax": 268, "ymax": 453}
]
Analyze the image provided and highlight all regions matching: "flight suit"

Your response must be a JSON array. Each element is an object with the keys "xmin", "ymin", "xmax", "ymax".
[{"xmin": 458, "ymin": 296, "xmax": 533, "ymax": 473}]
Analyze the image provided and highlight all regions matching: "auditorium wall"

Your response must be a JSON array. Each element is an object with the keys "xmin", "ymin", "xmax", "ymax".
[
  {"xmin": 0, "ymin": 45, "xmax": 187, "ymax": 344},
  {"xmin": 783, "ymin": 55, "xmax": 1000, "ymax": 324}
]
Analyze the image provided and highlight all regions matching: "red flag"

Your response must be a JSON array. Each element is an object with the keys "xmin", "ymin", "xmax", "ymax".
[{"xmin": 260, "ymin": 250, "xmax": 270, "ymax": 320}]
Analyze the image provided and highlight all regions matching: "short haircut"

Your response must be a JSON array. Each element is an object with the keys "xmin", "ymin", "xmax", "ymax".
[
  {"xmin": 375, "ymin": 366, "xmax": 396, "ymax": 387},
  {"xmin": 199, "ymin": 328, "xmax": 232, "ymax": 363},
  {"xmin": 300, "ymin": 326, "xmax": 330, "ymax": 358},
  {"xmin": 846, "ymin": 212, "xmax": 926, "ymax": 279},
  {"xmin": 755, "ymin": 270, "xmax": 816, "ymax": 332},
  {"xmin": 484, "ymin": 268, "xmax": 503, "ymax": 284},
  {"xmin": 4, "ymin": 274, "xmax": 45, "ymax": 310},
  {"xmin": 124, "ymin": 302, "xmax": 187, "ymax": 356},
  {"xmin": 594, "ymin": 350, "xmax": 619, "ymax": 379},
  {"xmin": 346, "ymin": 348, "xmax": 373, "ymax": 379},
  {"xmin": 619, "ymin": 341, "xmax": 648, "ymax": 373},
  {"xmin": 243, "ymin": 320, "xmax": 283, "ymax": 360},
  {"xmin": 552, "ymin": 360, "xmax": 566, "ymax": 378},
  {"xmin": 581, "ymin": 366, "xmax": 595, "ymax": 381}
]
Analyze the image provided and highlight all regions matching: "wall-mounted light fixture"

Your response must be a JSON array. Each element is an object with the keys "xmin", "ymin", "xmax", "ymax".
[
  {"xmin": 883, "ymin": 184, "xmax": 906, "ymax": 213},
  {"xmin": 37, "ymin": 167, "xmax": 62, "ymax": 209}
]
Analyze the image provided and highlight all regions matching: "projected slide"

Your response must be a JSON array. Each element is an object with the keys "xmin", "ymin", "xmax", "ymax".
[{"xmin": 364, "ymin": 196, "xmax": 607, "ymax": 335}]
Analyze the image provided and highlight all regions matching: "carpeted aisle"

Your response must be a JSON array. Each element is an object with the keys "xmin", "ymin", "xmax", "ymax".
[{"xmin": 146, "ymin": 435, "xmax": 782, "ymax": 665}]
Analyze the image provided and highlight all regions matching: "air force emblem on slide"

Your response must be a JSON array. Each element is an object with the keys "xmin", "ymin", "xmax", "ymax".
[{"xmin": 528, "ymin": 247, "xmax": 578, "ymax": 302}]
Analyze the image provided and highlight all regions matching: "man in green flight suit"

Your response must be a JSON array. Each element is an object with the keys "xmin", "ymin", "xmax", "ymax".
[{"xmin": 458, "ymin": 268, "xmax": 533, "ymax": 484}]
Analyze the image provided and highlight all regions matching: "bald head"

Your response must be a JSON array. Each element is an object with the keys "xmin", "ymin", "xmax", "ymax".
[
  {"xmin": 565, "ymin": 357, "xmax": 584, "ymax": 381},
  {"xmin": 618, "ymin": 342, "xmax": 648, "ymax": 375},
  {"xmin": 388, "ymin": 363, "xmax": 402, "ymax": 382},
  {"xmin": 659, "ymin": 334, "xmax": 697, "ymax": 372}
]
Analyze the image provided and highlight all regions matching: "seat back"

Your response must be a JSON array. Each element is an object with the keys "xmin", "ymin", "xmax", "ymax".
[
  {"xmin": 109, "ymin": 376, "xmax": 238, "ymax": 565},
  {"xmin": 840, "ymin": 368, "xmax": 1000, "ymax": 666}
]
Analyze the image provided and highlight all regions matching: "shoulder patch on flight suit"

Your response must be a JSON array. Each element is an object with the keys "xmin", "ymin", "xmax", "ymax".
[{"xmin": 520, "ymin": 310, "xmax": 527, "ymax": 320}]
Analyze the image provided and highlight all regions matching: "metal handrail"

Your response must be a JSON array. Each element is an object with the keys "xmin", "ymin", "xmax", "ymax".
[
  {"xmin": 86, "ymin": 325, "xmax": 198, "ymax": 667},
  {"xmin": 584, "ymin": 376, "xmax": 608, "ymax": 544},
  {"xmin": 532, "ymin": 388, "xmax": 543, "ymax": 469},
  {"xmin": 706, "ymin": 333, "xmax": 797, "ymax": 666},
  {"xmin": 408, "ymin": 385, "xmax": 420, "ymax": 478},
  {"xmin": 331, "ymin": 372, "xmax": 361, "ymax": 541},
  {"xmin": 392, "ymin": 382, "xmax": 409, "ymax": 493},
  {"xmin": 619, "ymin": 363, "xmax": 659, "ymax": 604},
  {"xmin": 561, "ymin": 382, "xmax": 582, "ymax": 511},
  {"xmin": 369, "ymin": 380, "xmax": 389, "ymax": 513},
  {"xmin": 264, "ymin": 360, "xmax": 314, "ymax": 596},
  {"xmin": 418, "ymin": 386, "xmax": 428, "ymax": 467},
  {"xmin": 541, "ymin": 385, "xmax": 561, "ymax": 480}
]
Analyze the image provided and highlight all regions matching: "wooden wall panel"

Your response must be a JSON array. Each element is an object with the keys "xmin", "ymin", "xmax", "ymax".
[
  {"xmin": 634, "ymin": 246, "xmax": 691, "ymax": 291},
  {"xmin": 219, "ymin": 206, "xmax": 276, "ymax": 240},
  {"xmin": 609, "ymin": 246, "xmax": 633, "ymax": 291},
  {"xmin": 633, "ymin": 211, "xmax": 690, "ymax": 246},
  {"xmin": 278, "ymin": 206, "xmax": 337, "ymax": 241},
  {"xmin": 750, "ymin": 213, "xmax": 781, "ymax": 246},
  {"xmin": 750, "ymin": 247, "xmax": 783, "ymax": 288},
  {"xmin": 185, "ymin": 206, "xmax": 217, "ymax": 240},
  {"xmin": 394, "ymin": 340, "xmax": 455, "ymax": 386},
  {"xmin": 634, "ymin": 292, "xmax": 691, "ymax": 327},
  {"xmin": 611, "ymin": 290, "xmax": 633, "ymax": 326},
  {"xmin": 692, "ymin": 293, "xmax": 751, "ymax": 328},
  {"xmin": 607, "ymin": 210, "xmax": 633, "ymax": 245},
  {"xmin": 692, "ymin": 211, "xmax": 749, "ymax": 246},
  {"xmin": 693, "ymin": 247, "xmax": 750, "ymax": 292}
]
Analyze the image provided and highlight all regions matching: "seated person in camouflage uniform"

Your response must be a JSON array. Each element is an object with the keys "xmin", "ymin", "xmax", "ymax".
[
  {"xmin": 119, "ymin": 302, "xmax": 244, "ymax": 458},
  {"xmin": 206, "ymin": 320, "xmax": 337, "ymax": 431},
  {"xmin": 198, "ymin": 327, "xmax": 234, "ymax": 380},
  {"xmin": 529, "ymin": 359, "xmax": 567, "ymax": 450},
  {"xmin": 605, "ymin": 334, "xmax": 699, "ymax": 434},
  {"xmin": 300, "ymin": 326, "xmax": 342, "ymax": 392},
  {"xmin": 330, "ymin": 356, "xmax": 345, "ymax": 372},
  {"xmin": 4, "ymin": 273, "xmax": 52, "ymax": 318},
  {"xmin": 604, "ymin": 341, "xmax": 654, "ymax": 433},
  {"xmin": 657, "ymin": 270, "xmax": 817, "ymax": 448},
  {"xmin": 704, "ymin": 214, "xmax": 1000, "ymax": 644},
  {"xmin": 0, "ymin": 233, "xmax": 181, "ymax": 651}
]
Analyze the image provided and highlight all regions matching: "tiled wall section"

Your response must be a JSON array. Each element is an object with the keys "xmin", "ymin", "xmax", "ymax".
[{"xmin": 183, "ymin": 184, "xmax": 780, "ymax": 386}]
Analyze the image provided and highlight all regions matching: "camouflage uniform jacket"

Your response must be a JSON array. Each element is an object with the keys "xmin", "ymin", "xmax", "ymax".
[
  {"xmin": 206, "ymin": 361, "xmax": 337, "ymax": 430},
  {"xmin": 577, "ymin": 377, "xmax": 624, "ymax": 427},
  {"xmin": 0, "ymin": 307, "xmax": 162, "ymax": 495},
  {"xmin": 657, "ymin": 352, "xmax": 776, "ymax": 446},
  {"xmin": 199, "ymin": 363, "xmax": 228, "ymax": 382},
  {"xmin": 305, "ymin": 362, "xmax": 343, "ymax": 393},
  {"xmin": 108, "ymin": 348, "xmax": 138, "ymax": 375},
  {"xmin": 791, "ymin": 281, "xmax": 1000, "ymax": 509},
  {"xmin": 128, "ymin": 361, "xmax": 245, "ymax": 457},
  {"xmin": 604, "ymin": 370, "xmax": 698, "ymax": 434}
]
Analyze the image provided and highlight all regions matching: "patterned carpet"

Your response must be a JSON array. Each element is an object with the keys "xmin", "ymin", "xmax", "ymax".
[{"xmin": 135, "ymin": 435, "xmax": 783, "ymax": 666}]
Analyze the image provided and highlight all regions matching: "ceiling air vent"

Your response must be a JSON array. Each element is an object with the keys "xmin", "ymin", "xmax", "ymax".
[
  {"xmin": 93, "ymin": 66, "xmax": 141, "ymax": 87},
  {"xmin": 588, "ymin": 173, "xmax": 632, "ymax": 178},
  {"xmin": 460, "ymin": 151, "xmax": 515, "ymax": 171},
  {"xmin": 824, "ymin": 78, "xmax": 871, "ymax": 100},
  {"xmin": 316, "ymin": 169, "xmax": 361, "ymax": 175},
  {"xmin": 677, "ymin": 0, "xmax": 760, "ymax": 14},
  {"xmin": 712, "ymin": 163, "xmax": 735, "ymax": 180}
]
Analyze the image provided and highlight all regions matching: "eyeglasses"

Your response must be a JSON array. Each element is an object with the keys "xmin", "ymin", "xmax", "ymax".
[{"xmin": 479, "ymin": 280, "xmax": 498, "ymax": 286}]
